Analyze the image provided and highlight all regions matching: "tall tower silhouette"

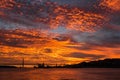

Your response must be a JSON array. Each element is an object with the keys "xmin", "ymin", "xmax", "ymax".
[{"xmin": 22, "ymin": 58, "xmax": 24, "ymax": 68}]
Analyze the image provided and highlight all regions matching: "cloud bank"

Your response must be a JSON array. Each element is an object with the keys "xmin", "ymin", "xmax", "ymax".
[{"xmin": 0, "ymin": 0, "xmax": 120, "ymax": 64}]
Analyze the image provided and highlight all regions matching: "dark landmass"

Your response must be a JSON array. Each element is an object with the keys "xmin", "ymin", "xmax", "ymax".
[
  {"xmin": 63, "ymin": 58, "xmax": 120, "ymax": 68},
  {"xmin": 36, "ymin": 58, "xmax": 120, "ymax": 68},
  {"xmin": 1, "ymin": 58, "xmax": 120, "ymax": 68},
  {"xmin": 0, "ymin": 65, "xmax": 17, "ymax": 68}
]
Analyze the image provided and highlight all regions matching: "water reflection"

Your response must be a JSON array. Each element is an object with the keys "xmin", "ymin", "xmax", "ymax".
[{"xmin": 0, "ymin": 68, "xmax": 120, "ymax": 80}]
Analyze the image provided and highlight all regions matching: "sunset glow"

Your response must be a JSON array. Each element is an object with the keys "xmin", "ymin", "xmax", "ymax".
[{"xmin": 0, "ymin": 0, "xmax": 120, "ymax": 65}]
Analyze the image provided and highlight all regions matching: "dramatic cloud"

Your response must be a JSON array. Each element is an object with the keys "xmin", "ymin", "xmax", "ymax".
[
  {"xmin": 100, "ymin": 0, "xmax": 120, "ymax": 11},
  {"xmin": 0, "ymin": 0, "xmax": 120, "ymax": 65},
  {"xmin": 62, "ymin": 52, "xmax": 105, "ymax": 59},
  {"xmin": 0, "ymin": 0, "xmax": 108, "ymax": 32}
]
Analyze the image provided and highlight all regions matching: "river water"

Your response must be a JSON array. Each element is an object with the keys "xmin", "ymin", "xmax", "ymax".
[{"xmin": 0, "ymin": 68, "xmax": 120, "ymax": 80}]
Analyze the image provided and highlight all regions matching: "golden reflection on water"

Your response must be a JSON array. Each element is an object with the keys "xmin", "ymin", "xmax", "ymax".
[
  {"xmin": 26, "ymin": 69, "xmax": 78, "ymax": 80},
  {"xmin": 0, "ymin": 68, "xmax": 120, "ymax": 80}
]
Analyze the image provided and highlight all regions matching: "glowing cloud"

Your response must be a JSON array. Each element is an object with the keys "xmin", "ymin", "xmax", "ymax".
[
  {"xmin": 0, "ymin": 0, "xmax": 120, "ymax": 65},
  {"xmin": 100, "ymin": 0, "xmax": 120, "ymax": 11}
]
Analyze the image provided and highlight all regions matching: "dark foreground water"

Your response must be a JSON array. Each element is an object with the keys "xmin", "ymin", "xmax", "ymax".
[{"xmin": 0, "ymin": 68, "xmax": 120, "ymax": 80}]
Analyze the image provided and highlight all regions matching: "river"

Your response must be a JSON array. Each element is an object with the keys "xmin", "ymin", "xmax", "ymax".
[{"xmin": 0, "ymin": 68, "xmax": 120, "ymax": 80}]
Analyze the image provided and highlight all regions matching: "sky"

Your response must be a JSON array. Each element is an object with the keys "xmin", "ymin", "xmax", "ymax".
[{"xmin": 0, "ymin": 0, "xmax": 120, "ymax": 65}]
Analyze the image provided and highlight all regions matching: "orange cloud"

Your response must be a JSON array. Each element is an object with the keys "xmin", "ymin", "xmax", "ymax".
[
  {"xmin": 0, "ymin": 1, "xmax": 108, "ymax": 32},
  {"xmin": 0, "ymin": 29, "xmax": 85, "ymax": 64},
  {"xmin": 0, "ymin": 0, "xmax": 119, "ymax": 65},
  {"xmin": 0, "ymin": 29, "xmax": 119, "ymax": 65},
  {"xmin": 0, "ymin": 0, "xmax": 15, "ymax": 9},
  {"xmin": 48, "ymin": 6, "xmax": 107, "ymax": 32},
  {"xmin": 100, "ymin": 0, "xmax": 120, "ymax": 11}
]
